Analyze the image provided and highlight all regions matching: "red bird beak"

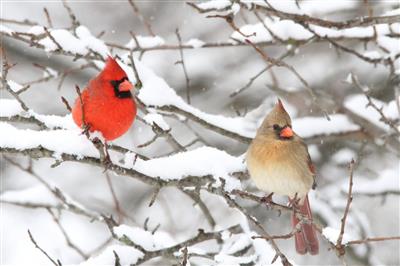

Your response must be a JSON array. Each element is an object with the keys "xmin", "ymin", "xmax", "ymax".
[
  {"xmin": 280, "ymin": 126, "xmax": 293, "ymax": 138},
  {"xmin": 119, "ymin": 80, "xmax": 134, "ymax": 92}
]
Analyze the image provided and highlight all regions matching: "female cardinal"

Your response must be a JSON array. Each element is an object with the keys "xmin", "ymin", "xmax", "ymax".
[
  {"xmin": 246, "ymin": 100, "xmax": 319, "ymax": 255},
  {"xmin": 72, "ymin": 56, "xmax": 137, "ymax": 141}
]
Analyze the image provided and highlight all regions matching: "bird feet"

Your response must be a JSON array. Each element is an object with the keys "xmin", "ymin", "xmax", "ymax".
[
  {"xmin": 288, "ymin": 194, "xmax": 301, "ymax": 209},
  {"xmin": 81, "ymin": 123, "xmax": 91, "ymax": 138},
  {"xmin": 92, "ymin": 137, "xmax": 112, "ymax": 171},
  {"xmin": 260, "ymin": 192, "xmax": 274, "ymax": 206}
]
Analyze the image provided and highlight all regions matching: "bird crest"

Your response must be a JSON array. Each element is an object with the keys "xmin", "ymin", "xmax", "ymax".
[{"xmin": 100, "ymin": 56, "xmax": 128, "ymax": 81}]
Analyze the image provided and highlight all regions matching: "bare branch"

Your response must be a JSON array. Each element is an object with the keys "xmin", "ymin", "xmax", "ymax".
[
  {"xmin": 127, "ymin": 0, "xmax": 155, "ymax": 36},
  {"xmin": 336, "ymin": 159, "xmax": 355, "ymax": 256},
  {"xmin": 28, "ymin": 230, "xmax": 62, "ymax": 266},
  {"xmin": 175, "ymin": 29, "xmax": 191, "ymax": 104}
]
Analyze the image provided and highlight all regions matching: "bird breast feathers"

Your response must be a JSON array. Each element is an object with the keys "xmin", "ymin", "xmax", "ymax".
[{"xmin": 246, "ymin": 139, "xmax": 313, "ymax": 198}]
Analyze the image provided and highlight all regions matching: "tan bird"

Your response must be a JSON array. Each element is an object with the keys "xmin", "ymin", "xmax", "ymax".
[{"xmin": 246, "ymin": 99, "xmax": 319, "ymax": 255}]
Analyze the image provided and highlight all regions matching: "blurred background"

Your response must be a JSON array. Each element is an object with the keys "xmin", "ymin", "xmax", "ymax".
[{"xmin": 1, "ymin": 1, "xmax": 399, "ymax": 265}]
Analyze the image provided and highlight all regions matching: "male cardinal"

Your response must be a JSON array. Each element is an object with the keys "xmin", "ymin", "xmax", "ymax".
[
  {"xmin": 246, "ymin": 100, "xmax": 319, "ymax": 255},
  {"xmin": 72, "ymin": 56, "xmax": 137, "ymax": 141}
]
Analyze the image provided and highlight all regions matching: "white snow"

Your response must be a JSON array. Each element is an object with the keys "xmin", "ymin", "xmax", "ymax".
[
  {"xmin": 43, "ymin": 67, "xmax": 58, "ymax": 78},
  {"xmin": 0, "ymin": 122, "xmax": 98, "ymax": 158},
  {"xmin": 39, "ymin": 29, "xmax": 88, "ymax": 54},
  {"xmin": 363, "ymin": 51, "xmax": 383, "ymax": 60},
  {"xmin": 121, "ymin": 58, "xmax": 257, "ymax": 139},
  {"xmin": 186, "ymin": 38, "xmax": 206, "ymax": 48},
  {"xmin": 80, "ymin": 245, "xmax": 143, "ymax": 266},
  {"xmin": 197, "ymin": 0, "xmax": 231, "ymax": 10},
  {"xmin": 76, "ymin": 25, "xmax": 109, "ymax": 58},
  {"xmin": 348, "ymin": 169, "xmax": 399, "ymax": 195},
  {"xmin": 0, "ymin": 186, "xmax": 58, "ymax": 206},
  {"xmin": 143, "ymin": 113, "xmax": 170, "ymax": 131},
  {"xmin": 28, "ymin": 25, "xmax": 45, "ymax": 35},
  {"xmin": 215, "ymin": 254, "xmax": 256, "ymax": 264},
  {"xmin": 382, "ymin": 8, "xmax": 400, "ymax": 16},
  {"xmin": 377, "ymin": 36, "xmax": 400, "ymax": 58},
  {"xmin": 332, "ymin": 148, "xmax": 356, "ymax": 164},
  {"xmin": 7, "ymin": 80, "xmax": 24, "ymax": 92},
  {"xmin": 323, "ymin": 226, "xmax": 357, "ymax": 245},
  {"xmin": 125, "ymin": 35, "xmax": 165, "ymax": 49},
  {"xmin": 301, "ymin": 0, "xmax": 357, "ymax": 15},
  {"xmin": 0, "ymin": 99, "xmax": 76, "ymax": 129},
  {"xmin": 128, "ymin": 146, "xmax": 245, "ymax": 183},
  {"xmin": 0, "ymin": 99, "xmax": 24, "ymax": 117},
  {"xmin": 231, "ymin": 18, "xmax": 312, "ymax": 43},
  {"xmin": 114, "ymin": 224, "xmax": 175, "ymax": 251},
  {"xmin": 293, "ymin": 114, "xmax": 360, "ymax": 138},
  {"xmin": 0, "ymin": 25, "xmax": 13, "ymax": 35},
  {"xmin": 231, "ymin": 17, "xmax": 400, "ymax": 44},
  {"xmin": 344, "ymin": 94, "xmax": 399, "ymax": 132}
]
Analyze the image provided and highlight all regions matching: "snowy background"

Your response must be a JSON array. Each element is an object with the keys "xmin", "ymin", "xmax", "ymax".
[{"xmin": 1, "ymin": 0, "xmax": 399, "ymax": 265}]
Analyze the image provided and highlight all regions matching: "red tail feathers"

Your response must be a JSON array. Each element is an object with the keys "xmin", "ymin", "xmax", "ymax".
[{"xmin": 291, "ymin": 195, "xmax": 319, "ymax": 255}]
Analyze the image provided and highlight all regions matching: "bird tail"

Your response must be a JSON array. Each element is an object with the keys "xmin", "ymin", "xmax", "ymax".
[{"xmin": 291, "ymin": 195, "xmax": 319, "ymax": 255}]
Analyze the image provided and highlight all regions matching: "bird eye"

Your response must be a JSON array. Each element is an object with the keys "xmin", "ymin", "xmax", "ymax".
[{"xmin": 273, "ymin": 124, "xmax": 279, "ymax": 130}]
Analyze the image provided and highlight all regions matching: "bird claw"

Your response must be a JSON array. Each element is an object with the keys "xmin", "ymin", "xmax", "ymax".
[
  {"xmin": 102, "ymin": 156, "xmax": 113, "ymax": 172},
  {"xmin": 261, "ymin": 192, "xmax": 274, "ymax": 206},
  {"xmin": 288, "ymin": 194, "xmax": 301, "ymax": 209},
  {"xmin": 91, "ymin": 137, "xmax": 112, "ymax": 172},
  {"xmin": 81, "ymin": 123, "xmax": 91, "ymax": 137}
]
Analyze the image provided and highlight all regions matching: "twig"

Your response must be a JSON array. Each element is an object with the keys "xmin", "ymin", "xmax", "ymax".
[
  {"xmin": 180, "ymin": 188, "xmax": 217, "ymax": 228},
  {"xmin": 113, "ymin": 250, "xmax": 122, "ymax": 266},
  {"xmin": 47, "ymin": 209, "xmax": 89, "ymax": 259},
  {"xmin": 244, "ymin": 38, "xmax": 330, "ymax": 120},
  {"xmin": 230, "ymin": 46, "xmax": 295, "ymax": 97},
  {"xmin": 181, "ymin": 246, "xmax": 189, "ymax": 266},
  {"xmin": 175, "ymin": 29, "xmax": 191, "ymax": 104},
  {"xmin": 134, "ymin": 225, "xmax": 241, "ymax": 265},
  {"xmin": 44, "ymin": 27, "xmax": 63, "ymax": 50},
  {"xmin": 61, "ymin": 97, "xmax": 72, "ymax": 112},
  {"xmin": 207, "ymin": 14, "xmax": 256, "ymax": 38},
  {"xmin": 128, "ymin": 45, "xmax": 143, "ymax": 90},
  {"xmin": 4, "ymin": 156, "xmax": 102, "ymax": 221},
  {"xmin": 1, "ymin": 147, "xmax": 214, "ymax": 189},
  {"xmin": 246, "ymin": 2, "xmax": 400, "ymax": 30},
  {"xmin": 43, "ymin": 8, "xmax": 53, "ymax": 28},
  {"xmin": 351, "ymin": 74, "xmax": 400, "ymax": 135},
  {"xmin": 347, "ymin": 236, "xmax": 400, "ymax": 245},
  {"xmin": 127, "ymin": 0, "xmax": 155, "ymax": 36},
  {"xmin": 28, "ymin": 230, "xmax": 62, "ymax": 266},
  {"xmin": 336, "ymin": 159, "xmax": 355, "ymax": 256},
  {"xmin": 61, "ymin": 0, "xmax": 80, "ymax": 30},
  {"xmin": 105, "ymin": 172, "xmax": 125, "ymax": 223},
  {"xmin": 217, "ymin": 183, "xmax": 291, "ymax": 266}
]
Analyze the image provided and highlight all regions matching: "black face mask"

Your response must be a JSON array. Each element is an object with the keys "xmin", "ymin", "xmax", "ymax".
[{"xmin": 111, "ymin": 77, "xmax": 132, "ymax": 99}]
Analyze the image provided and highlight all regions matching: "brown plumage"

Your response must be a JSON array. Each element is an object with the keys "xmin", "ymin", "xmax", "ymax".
[{"xmin": 246, "ymin": 99, "xmax": 319, "ymax": 255}]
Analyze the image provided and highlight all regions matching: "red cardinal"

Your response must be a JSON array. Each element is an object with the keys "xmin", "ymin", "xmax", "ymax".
[
  {"xmin": 246, "ymin": 100, "xmax": 319, "ymax": 255},
  {"xmin": 72, "ymin": 56, "xmax": 137, "ymax": 141}
]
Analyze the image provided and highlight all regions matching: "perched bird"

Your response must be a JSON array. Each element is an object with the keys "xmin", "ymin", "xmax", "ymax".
[
  {"xmin": 72, "ymin": 56, "xmax": 137, "ymax": 141},
  {"xmin": 246, "ymin": 100, "xmax": 319, "ymax": 255}
]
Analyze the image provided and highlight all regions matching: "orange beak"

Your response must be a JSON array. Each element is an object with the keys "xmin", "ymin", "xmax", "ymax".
[
  {"xmin": 119, "ymin": 80, "xmax": 134, "ymax": 92},
  {"xmin": 280, "ymin": 126, "xmax": 293, "ymax": 138}
]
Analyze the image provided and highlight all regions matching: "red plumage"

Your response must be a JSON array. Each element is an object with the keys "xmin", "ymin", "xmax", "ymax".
[
  {"xmin": 291, "ymin": 195, "xmax": 319, "ymax": 255},
  {"xmin": 72, "ymin": 56, "xmax": 137, "ymax": 140}
]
